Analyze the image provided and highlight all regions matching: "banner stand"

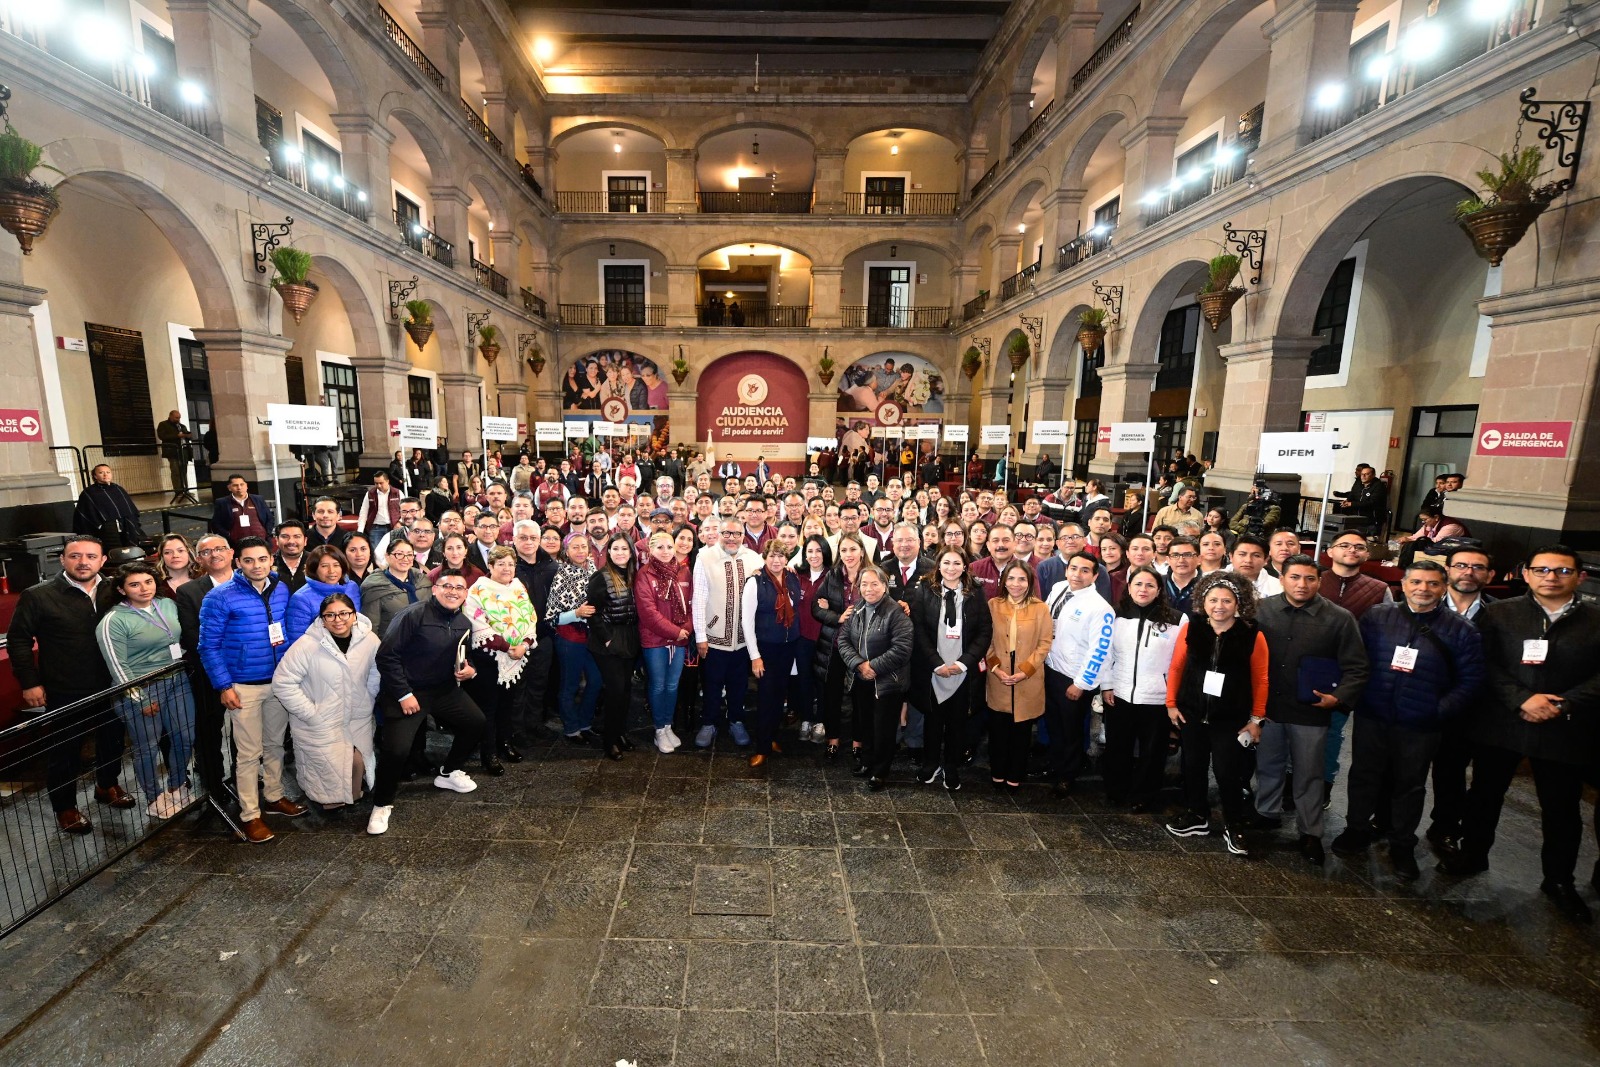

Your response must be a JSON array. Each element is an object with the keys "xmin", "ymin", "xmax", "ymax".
[
  {"xmin": 266, "ymin": 403, "xmax": 340, "ymax": 523},
  {"xmin": 1258, "ymin": 431, "xmax": 1339, "ymax": 556},
  {"xmin": 1107, "ymin": 422, "xmax": 1158, "ymax": 532}
]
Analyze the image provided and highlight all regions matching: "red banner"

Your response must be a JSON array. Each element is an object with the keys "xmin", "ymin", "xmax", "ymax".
[
  {"xmin": 0, "ymin": 409, "xmax": 43, "ymax": 442},
  {"xmin": 696, "ymin": 352, "xmax": 809, "ymax": 474},
  {"xmin": 1475, "ymin": 421, "xmax": 1572, "ymax": 458}
]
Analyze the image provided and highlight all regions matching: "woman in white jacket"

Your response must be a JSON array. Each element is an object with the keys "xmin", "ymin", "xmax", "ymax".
[
  {"xmin": 1101, "ymin": 564, "xmax": 1186, "ymax": 812},
  {"xmin": 272, "ymin": 592, "xmax": 379, "ymax": 810}
]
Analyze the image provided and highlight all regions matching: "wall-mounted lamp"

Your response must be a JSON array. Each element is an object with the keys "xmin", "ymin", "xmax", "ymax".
[
  {"xmin": 889, "ymin": 244, "xmax": 898, "ymax": 258},
  {"xmin": 608, "ymin": 243, "xmax": 616, "ymax": 256}
]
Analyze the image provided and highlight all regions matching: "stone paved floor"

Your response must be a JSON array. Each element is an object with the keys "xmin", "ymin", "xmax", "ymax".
[{"xmin": 1, "ymin": 737, "xmax": 1597, "ymax": 1066}]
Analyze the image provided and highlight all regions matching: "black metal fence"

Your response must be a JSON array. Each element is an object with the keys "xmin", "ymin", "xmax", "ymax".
[{"xmin": 0, "ymin": 664, "xmax": 207, "ymax": 939}]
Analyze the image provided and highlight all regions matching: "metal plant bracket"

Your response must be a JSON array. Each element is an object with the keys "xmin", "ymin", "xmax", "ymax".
[
  {"xmin": 1019, "ymin": 315, "xmax": 1044, "ymax": 351},
  {"xmin": 388, "ymin": 276, "xmax": 418, "ymax": 320},
  {"xmin": 252, "ymin": 217, "xmax": 293, "ymax": 274},
  {"xmin": 1519, "ymin": 86, "xmax": 1589, "ymax": 195},
  {"xmin": 970, "ymin": 336, "xmax": 992, "ymax": 363},
  {"xmin": 1221, "ymin": 222, "xmax": 1266, "ymax": 286},
  {"xmin": 1092, "ymin": 281, "xmax": 1123, "ymax": 326},
  {"xmin": 466, "ymin": 309, "xmax": 493, "ymax": 344},
  {"xmin": 517, "ymin": 332, "xmax": 540, "ymax": 358}
]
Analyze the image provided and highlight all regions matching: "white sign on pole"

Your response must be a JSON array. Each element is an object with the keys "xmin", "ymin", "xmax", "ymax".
[
  {"xmin": 979, "ymin": 424, "xmax": 1010, "ymax": 447},
  {"xmin": 564, "ymin": 420, "xmax": 589, "ymax": 439},
  {"xmin": 535, "ymin": 421, "xmax": 563, "ymax": 443},
  {"xmin": 918, "ymin": 424, "xmax": 941, "ymax": 441},
  {"xmin": 944, "ymin": 424, "xmax": 970, "ymax": 444},
  {"xmin": 1258, "ymin": 431, "xmax": 1338, "ymax": 475},
  {"xmin": 266, "ymin": 403, "xmax": 338, "ymax": 446},
  {"xmin": 1109, "ymin": 422, "xmax": 1158, "ymax": 452},
  {"xmin": 1031, "ymin": 420, "xmax": 1070, "ymax": 446},
  {"xmin": 395, "ymin": 418, "xmax": 437, "ymax": 448},
  {"xmin": 629, "ymin": 423, "xmax": 650, "ymax": 438},
  {"xmin": 482, "ymin": 416, "xmax": 519, "ymax": 441},
  {"xmin": 884, "ymin": 426, "xmax": 903, "ymax": 441}
]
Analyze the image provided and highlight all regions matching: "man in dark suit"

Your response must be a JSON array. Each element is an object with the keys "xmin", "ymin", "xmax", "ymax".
[
  {"xmin": 210, "ymin": 475, "xmax": 274, "ymax": 546},
  {"xmin": 175, "ymin": 534, "xmax": 236, "ymax": 800},
  {"xmin": 883, "ymin": 522, "xmax": 934, "ymax": 608}
]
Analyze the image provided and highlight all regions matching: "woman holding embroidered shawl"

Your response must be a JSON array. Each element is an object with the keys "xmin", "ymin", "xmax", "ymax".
[{"xmin": 464, "ymin": 545, "xmax": 539, "ymax": 777}]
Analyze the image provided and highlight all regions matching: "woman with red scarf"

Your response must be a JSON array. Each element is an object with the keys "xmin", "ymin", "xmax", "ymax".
[
  {"xmin": 635, "ymin": 529, "xmax": 692, "ymax": 754},
  {"xmin": 740, "ymin": 542, "xmax": 804, "ymax": 768}
]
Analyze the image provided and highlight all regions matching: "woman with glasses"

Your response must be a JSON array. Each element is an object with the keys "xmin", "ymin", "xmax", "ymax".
[
  {"xmin": 587, "ymin": 535, "xmax": 641, "ymax": 760},
  {"xmin": 272, "ymin": 591, "xmax": 379, "ymax": 813},
  {"xmin": 464, "ymin": 545, "xmax": 539, "ymax": 775},
  {"xmin": 909, "ymin": 548, "xmax": 991, "ymax": 791},
  {"xmin": 548, "ymin": 534, "xmax": 601, "ymax": 745},
  {"xmin": 361, "ymin": 537, "xmax": 432, "ymax": 640},
  {"xmin": 1102, "ymin": 565, "xmax": 1186, "ymax": 812},
  {"xmin": 285, "ymin": 545, "xmax": 363, "ymax": 647},
  {"xmin": 156, "ymin": 534, "xmax": 202, "ymax": 598}
]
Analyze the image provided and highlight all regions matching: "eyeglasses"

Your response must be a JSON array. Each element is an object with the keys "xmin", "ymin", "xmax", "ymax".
[
  {"xmin": 1527, "ymin": 566, "xmax": 1578, "ymax": 577},
  {"xmin": 1332, "ymin": 542, "xmax": 1369, "ymax": 551},
  {"xmin": 196, "ymin": 548, "xmax": 227, "ymax": 556},
  {"xmin": 1167, "ymin": 551, "xmax": 1197, "ymax": 559},
  {"xmin": 320, "ymin": 610, "xmax": 357, "ymax": 621},
  {"xmin": 1449, "ymin": 562, "xmax": 1489, "ymax": 572},
  {"xmin": 436, "ymin": 583, "xmax": 468, "ymax": 592}
]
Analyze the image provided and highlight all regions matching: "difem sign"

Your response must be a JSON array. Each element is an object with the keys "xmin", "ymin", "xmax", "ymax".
[{"xmin": 695, "ymin": 351, "xmax": 809, "ymax": 473}]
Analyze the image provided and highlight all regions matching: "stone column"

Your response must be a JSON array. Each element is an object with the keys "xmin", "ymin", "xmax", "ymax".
[
  {"xmin": 977, "ymin": 385, "xmax": 1012, "ymax": 457},
  {"xmin": 1208, "ymin": 337, "xmax": 1319, "ymax": 493},
  {"xmin": 989, "ymin": 233, "xmax": 1024, "ymax": 294},
  {"xmin": 416, "ymin": 8, "xmax": 462, "ymax": 99},
  {"xmin": 1024, "ymin": 379, "xmax": 1072, "ymax": 428},
  {"xmin": 1044, "ymin": 187, "xmax": 1086, "ymax": 264},
  {"xmin": 489, "ymin": 230, "xmax": 521, "ymax": 290},
  {"xmin": 1118, "ymin": 115, "xmax": 1186, "ymax": 235},
  {"xmin": 191, "ymin": 328, "xmax": 294, "ymax": 493},
  {"xmin": 668, "ymin": 388, "xmax": 698, "ymax": 449},
  {"xmin": 166, "ymin": 0, "xmax": 260, "ymax": 158},
  {"xmin": 806, "ymin": 390, "xmax": 836, "ymax": 450},
  {"xmin": 665, "ymin": 265, "xmax": 698, "ymax": 328},
  {"xmin": 330, "ymin": 113, "xmax": 393, "ymax": 214},
  {"xmin": 959, "ymin": 147, "xmax": 989, "ymax": 199},
  {"xmin": 439, "ymin": 371, "xmax": 484, "ymax": 453},
  {"xmin": 481, "ymin": 91, "xmax": 513, "ymax": 158},
  {"xmin": 350, "ymin": 353, "xmax": 412, "ymax": 470},
  {"xmin": 0, "ymin": 278, "xmax": 70, "ymax": 506},
  {"xmin": 491, "ymin": 376, "xmax": 528, "ymax": 424},
  {"xmin": 1256, "ymin": 0, "xmax": 1363, "ymax": 166},
  {"xmin": 665, "ymin": 148, "xmax": 697, "ymax": 213},
  {"xmin": 1057, "ymin": 8, "xmax": 1102, "ymax": 99},
  {"xmin": 1089, "ymin": 362, "xmax": 1158, "ymax": 476},
  {"xmin": 1005, "ymin": 91, "xmax": 1036, "ymax": 151},
  {"xmin": 814, "ymin": 149, "xmax": 847, "ymax": 213},
  {"xmin": 427, "ymin": 185, "xmax": 473, "ymax": 279},
  {"xmin": 526, "ymin": 147, "xmax": 553, "ymax": 194},
  {"xmin": 810, "ymin": 265, "xmax": 842, "ymax": 328}
]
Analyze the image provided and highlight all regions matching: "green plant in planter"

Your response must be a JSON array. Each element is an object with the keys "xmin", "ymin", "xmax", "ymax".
[
  {"xmin": 404, "ymin": 299, "xmax": 433, "ymax": 326},
  {"xmin": 1199, "ymin": 253, "xmax": 1242, "ymax": 293},
  {"xmin": 267, "ymin": 246, "xmax": 313, "ymax": 287},
  {"xmin": 1078, "ymin": 307, "xmax": 1109, "ymax": 329},
  {"xmin": 478, "ymin": 324, "xmax": 499, "ymax": 345},
  {"xmin": 1454, "ymin": 147, "xmax": 1546, "ymax": 218},
  {"xmin": 0, "ymin": 125, "xmax": 58, "ymax": 203},
  {"xmin": 961, "ymin": 345, "xmax": 983, "ymax": 378}
]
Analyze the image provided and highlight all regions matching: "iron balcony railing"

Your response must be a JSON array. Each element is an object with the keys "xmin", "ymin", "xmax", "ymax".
[
  {"xmin": 560, "ymin": 303, "xmax": 666, "ymax": 327},
  {"xmin": 554, "ymin": 190, "xmax": 668, "ymax": 213},
  {"xmin": 265, "ymin": 143, "xmax": 370, "ymax": 222},
  {"xmin": 472, "ymin": 258, "xmax": 508, "ymax": 298},
  {"xmin": 1143, "ymin": 109, "xmax": 1260, "ymax": 226},
  {"xmin": 521, "ymin": 288, "xmax": 547, "ymax": 317},
  {"xmin": 1310, "ymin": 0, "xmax": 1541, "ymax": 141},
  {"xmin": 696, "ymin": 190, "xmax": 814, "ymax": 214},
  {"xmin": 394, "ymin": 209, "xmax": 454, "ymax": 267},
  {"xmin": 379, "ymin": 7, "xmax": 447, "ymax": 93},
  {"xmin": 998, "ymin": 260, "xmax": 1042, "ymax": 303},
  {"xmin": 1058, "ymin": 227, "xmax": 1115, "ymax": 271},
  {"xmin": 1071, "ymin": 5, "xmax": 1139, "ymax": 94},
  {"xmin": 969, "ymin": 161, "xmax": 1000, "ymax": 202},
  {"xmin": 840, "ymin": 192, "xmax": 960, "ymax": 215},
  {"xmin": 695, "ymin": 304, "xmax": 812, "ymax": 328},
  {"xmin": 962, "ymin": 293, "xmax": 989, "ymax": 322},
  {"xmin": 460, "ymin": 99, "xmax": 502, "ymax": 153},
  {"xmin": 840, "ymin": 306, "xmax": 954, "ymax": 329},
  {"xmin": 1010, "ymin": 99, "xmax": 1057, "ymax": 157},
  {"xmin": 519, "ymin": 163, "xmax": 545, "ymax": 200}
]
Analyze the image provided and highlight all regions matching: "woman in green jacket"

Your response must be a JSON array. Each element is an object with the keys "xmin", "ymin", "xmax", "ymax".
[{"xmin": 94, "ymin": 561, "xmax": 195, "ymax": 819}]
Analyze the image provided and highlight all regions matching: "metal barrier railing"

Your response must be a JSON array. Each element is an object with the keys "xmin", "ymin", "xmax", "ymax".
[{"xmin": 0, "ymin": 664, "xmax": 232, "ymax": 939}]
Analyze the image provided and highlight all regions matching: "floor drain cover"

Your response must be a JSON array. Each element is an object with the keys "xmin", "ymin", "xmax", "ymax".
[{"xmin": 691, "ymin": 863, "xmax": 774, "ymax": 916}]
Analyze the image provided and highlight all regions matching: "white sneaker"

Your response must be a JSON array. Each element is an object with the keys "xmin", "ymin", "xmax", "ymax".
[
  {"xmin": 798, "ymin": 721, "xmax": 812, "ymax": 739},
  {"xmin": 655, "ymin": 727, "xmax": 676, "ymax": 754},
  {"xmin": 367, "ymin": 805, "xmax": 393, "ymax": 835},
  {"xmin": 146, "ymin": 794, "xmax": 174, "ymax": 820},
  {"xmin": 811, "ymin": 723, "xmax": 826, "ymax": 741},
  {"xmin": 433, "ymin": 769, "xmax": 478, "ymax": 794},
  {"xmin": 664, "ymin": 726, "xmax": 682, "ymax": 749}
]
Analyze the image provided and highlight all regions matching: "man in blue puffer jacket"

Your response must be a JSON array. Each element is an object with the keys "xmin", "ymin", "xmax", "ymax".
[
  {"xmin": 1331, "ymin": 559, "xmax": 1483, "ymax": 880},
  {"xmin": 199, "ymin": 536, "xmax": 306, "ymax": 843}
]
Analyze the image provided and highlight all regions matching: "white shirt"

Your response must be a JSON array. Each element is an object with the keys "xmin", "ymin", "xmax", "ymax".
[{"xmin": 1043, "ymin": 581, "xmax": 1116, "ymax": 687}]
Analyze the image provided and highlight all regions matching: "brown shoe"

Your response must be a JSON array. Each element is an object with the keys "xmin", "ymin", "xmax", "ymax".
[
  {"xmin": 56, "ymin": 809, "xmax": 92, "ymax": 835},
  {"xmin": 242, "ymin": 818, "xmax": 276, "ymax": 844},
  {"xmin": 769, "ymin": 742, "xmax": 782, "ymax": 755},
  {"xmin": 94, "ymin": 785, "xmax": 136, "ymax": 810},
  {"xmin": 748, "ymin": 754, "xmax": 766, "ymax": 768},
  {"xmin": 264, "ymin": 797, "xmax": 308, "ymax": 818}
]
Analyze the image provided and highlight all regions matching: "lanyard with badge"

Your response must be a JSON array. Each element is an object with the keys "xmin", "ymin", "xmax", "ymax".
[
  {"xmin": 262, "ymin": 584, "xmax": 285, "ymax": 646},
  {"xmin": 140, "ymin": 604, "xmax": 184, "ymax": 661}
]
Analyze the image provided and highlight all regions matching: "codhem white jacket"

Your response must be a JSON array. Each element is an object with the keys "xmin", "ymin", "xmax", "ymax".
[{"xmin": 1043, "ymin": 582, "xmax": 1116, "ymax": 688}]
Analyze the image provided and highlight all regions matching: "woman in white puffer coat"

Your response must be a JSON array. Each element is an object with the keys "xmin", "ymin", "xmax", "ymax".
[
  {"xmin": 1101, "ymin": 564, "xmax": 1187, "ymax": 813},
  {"xmin": 272, "ymin": 591, "xmax": 380, "ymax": 809}
]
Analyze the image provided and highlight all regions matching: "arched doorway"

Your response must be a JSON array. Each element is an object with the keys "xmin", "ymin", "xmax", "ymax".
[{"xmin": 695, "ymin": 352, "xmax": 810, "ymax": 475}]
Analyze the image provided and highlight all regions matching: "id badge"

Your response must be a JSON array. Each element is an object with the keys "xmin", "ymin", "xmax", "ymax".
[
  {"xmin": 238, "ymin": 513, "xmax": 250, "ymax": 527},
  {"xmin": 168, "ymin": 642, "xmax": 183, "ymax": 661},
  {"xmin": 1523, "ymin": 639, "xmax": 1548, "ymax": 665},
  {"xmin": 267, "ymin": 621, "xmax": 285, "ymax": 646},
  {"xmin": 1391, "ymin": 646, "xmax": 1418, "ymax": 673},
  {"xmin": 944, "ymin": 626, "xmax": 962, "ymax": 643},
  {"xmin": 1203, "ymin": 670, "xmax": 1226, "ymax": 697}
]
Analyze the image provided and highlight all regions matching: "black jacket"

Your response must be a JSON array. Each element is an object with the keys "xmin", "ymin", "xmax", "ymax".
[
  {"xmin": 811, "ymin": 567, "xmax": 856, "ymax": 687},
  {"xmin": 586, "ymin": 568, "xmax": 640, "ymax": 659},
  {"xmin": 1254, "ymin": 595, "xmax": 1369, "ymax": 727},
  {"xmin": 7, "ymin": 574, "xmax": 118, "ymax": 697},
  {"xmin": 175, "ymin": 574, "xmax": 228, "ymax": 655},
  {"xmin": 836, "ymin": 596, "xmax": 914, "ymax": 699},
  {"xmin": 376, "ymin": 597, "xmax": 470, "ymax": 701},
  {"xmin": 908, "ymin": 580, "xmax": 991, "ymax": 712},
  {"xmin": 515, "ymin": 552, "xmax": 560, "ymax": 640},
  {"xmin": 884, "ymin": 555, "xmax": 935, "ymax": 605},
  {"xmin": 1471, "ymin": 595, "xmax": 1600, "ymax": 765}
]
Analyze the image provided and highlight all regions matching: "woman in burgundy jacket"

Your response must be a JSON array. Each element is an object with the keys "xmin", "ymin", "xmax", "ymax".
[{"xmin": 635, "ymin": 529, "xmax": 692, "ymax": 754}]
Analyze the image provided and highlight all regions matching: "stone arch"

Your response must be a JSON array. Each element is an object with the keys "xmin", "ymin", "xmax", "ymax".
[
  {"xmin": 299, "ymin": 249, "xmax": 387, "ymax": 359},
  {"xmin": 464, "ymin": 171, "xmax": 510, "ymax": 230},
  {"xmin": 1151, "ymin": 0, "xmax": 1271, "ymax": 117},
  {"xmin": 687, "ymin": 116, "xmax": 822, "ymax": 152},
  {"xmin": 554, "ymin": 233, "xmax": 673, "ymax": 264},
  {"xmin": 837, "ymin": 119, "xmax": 966, "ymax": 152},
  {"xmin": 423, "ymin": 297, "xmax": 465, "ymax": 373},
  {"xmin": 379, "ymin": 95, "xmax": 457, "ymax": 186},
  {"xmin": 833, "ymin": 233, "xmax": 964, "ymax": 266},
  {"xmin": 1045, "ymin": 309, "xmax": 1091, "ymax": 383},
  {"xmin": 1060, "ymin": 104, "xmax": 1135, "ymax": 190},
  {"xmin": 250, "ymin": 0, "xmax": 369, "ymax": 117},
  {"xmin": 455, "ymin": 14, "xmax": 506, "ymax": 97},
  {"xmin": 1011, "ymin": 16, "xmax": 1061, "ymax": 98},
  {"xmin": 1002, "ymin": 176, "xmax": 1049, "ymax": 231},
  {"xmin": 689, "ymin": 235, "xmax": 823, "ymax": 267},
  {"xmin": 690, "ymin": 346, "xmax": 822, "ymax": 392},
  {"xmin": 41, "ymin": 142, "xmax": 245, "ymax": 330},
  {"xmin": 1127, "ymin": 254, "xmax": 1213, "ymax": 367},
  {"xmin": 550, "ymin": 118, "xmax": 676, "ymax": 152},
  {"xmin": 987, "ymin": 326, "xmax": 1033, "ymax": 391}
]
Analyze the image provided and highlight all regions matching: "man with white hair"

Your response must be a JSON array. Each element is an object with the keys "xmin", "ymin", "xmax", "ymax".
[{"xmin": 692, "ymin": 518, "xmax": 763, "ymax": 749}]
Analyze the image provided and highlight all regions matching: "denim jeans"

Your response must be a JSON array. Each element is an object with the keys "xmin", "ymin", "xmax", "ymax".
[
  {"xmin": 115, "ymin": 683, "xmax": 195, "ymax": 802},
  {"xmin": 641, "ymin": 644, "xmax": 686, "ymax": 729},
  {"xmin": 556, "ymin": 636, "xmax": 601, "ymax": 734}
]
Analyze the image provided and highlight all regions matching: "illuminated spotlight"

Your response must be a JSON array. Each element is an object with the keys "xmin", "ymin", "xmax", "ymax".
[
  {"xmin": 178, "ymin": 81, "xmax": 205, "ymax": 105},
  {"xmin": 1314, "ymin": 82, "xmax": 1345, "ymax": 109},
  {"xmin": 1402, "ymin": 21, "xmax": 1445, "ymax": 61},
  {"xmin": 533, "ymin": 37, "xmax": 554, "ymax": 63},
  {"xmin": 21, "ymin": 0, "xmax": 65, "ymax": 28},
  {"xmin": 1089, "ymin": 224, "xmax": 1109, "ymax": 237},
  {"xmin": 1366, "ymin": 54, "xmax": 1392, "ymax": 80},
  {"xmin": 1140, "ymin": 190, "xmax": 1163, "ymax": 205},
  {"xmin": 281, "ymin": 143, "xmax": 302, "ymax": 163},
  {"xmin": 331, "ymin": 174, "xmax": 346, "ymax": 189},
  {"xmin": 1214, "ymin": 145, "xmax": 1238, "ymax": 167},
  {"xmin": 75, "ymin": 15, "xmax": 126, "ymax": 60},
  {"xmin": 889, "ymin": 144, "xmax": 898, "ymax": 155},
  {"xmin": 1184, "ymin": 168, "xmax": 1205, "ymax": 185},
  {"xmin": 1017, "ymin": 223, "xmax": 1026, "ymax": 233},
  {"xmin": 311, "ymin": 162, "xmax": 329, "ymax": 181},
  {"xmin": 131, "ymin": 53, "xmax": 157, "ymax": 78},
  {"xmin": 413, "ymin": 223, "xmax": 425, "ymax": 236},
  {"xmin": 356, "ymin": 190, "xmax": 368, "ymax": 202}
]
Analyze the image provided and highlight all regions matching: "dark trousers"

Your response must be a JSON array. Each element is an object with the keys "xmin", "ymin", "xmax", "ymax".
[
  {"xmin": 514, "ymin": 639, "xmax": 556, "ymax": 738},
  {"xmin": 821, "ymin": 651, "xmax": 850, "ymax": 742},
  {"xmin": 792, "ymin": 637, "xmax": 817, "ymax": 724},
  {"xmin": 921, "ymin": 681, "xmax": 972, "ymax": 779},
  {"xmin": 754, "ymin": 641, "xmax": 797, "ymax": 753},
  {"xmin": 701, "ymin": 647, "xmax": 749, "ymax": 731},
  {"xmin": 987, "ymin": 710, "xmax": 1033, "ymax": 784},
  {"xmin": 372, "ymin": 687, "xmax": 484, "ymax": 807},
  {"xmin": 466, "ymin": 664, "xmax": 522, "ymax": 762},
  {"xmin": 594, "ymin": 652, "xmax": 635, "ymax": 749},
  {"xmin": 1344, "ymin": 716, "xmax": 1440, "ymax": 850},
  {"xmin": 853, "ymin": 679, "xmax": 901, "ymax": 779},
  {"xmin": 34, "ymin": 696, "xmax": 125, "ymax": 814},
  {"xmin": 1179, "ymin": 715, "xmax": 1255, "ymax": 828},
  {"xmin": 1103, "ymin": 700, "xmax": 1168, "ymax": 805},
  {"xmin": 675, "ymin": 661, "xmax": 701, "ymax": 736},
  {"xmin": 1043, "ymin": 666, "xmax": 1093, "ymax": 785},
  {"xmin": 189, "ymin": 664, "xmax": 227, "ymax": 796},
  {"xmin": 1427, "ymin": 718, "xmax": 1473, "ymax": 838},
  {"xmin": 1460, "ymin": 743, "xmax": 1588, "ymax": 883}
]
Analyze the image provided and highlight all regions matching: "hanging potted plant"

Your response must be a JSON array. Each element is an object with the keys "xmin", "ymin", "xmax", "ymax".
[
  {"xmin": 817, "ymin": 347, "xmax": 835, "ymax": 386},
  {"xmin": 1006, "ymin": 332, "xmax": 1030, "ymax": 370},
  {"xmin": 268, "ymin": 246, "xmax": 318, "ymax": 325},
  {"xmin": 524, "ymin": 341, "xmax": 546, "ymax": 377},
  {"xmin": 961, "ymin": 345, "xmax": 983, "ymax": 380},
  {"xmin": 1455, "ymin": 147, "xmax": 1553, "ymax": 266},
  {"xmin": 671, "ymin": 351, "xmax": 690, "ymax": 385},
  {"xmin": 402, "ymin": 299, "xmax": 434, "ymax": 348},
  {"xmin": 1076, "ymin": 308, "xmax": 1108, "ymax": 353},
  {"xmin": 0, "ymin": 121, "xmax": 59, "ymax": 255},
  {"xmin": 1195, "ymin": 252, "xmax": 1245, "ymax": 332},
  {"xmin": 478, "ymin": 323, "xmax": 501, "ymax": 365}
]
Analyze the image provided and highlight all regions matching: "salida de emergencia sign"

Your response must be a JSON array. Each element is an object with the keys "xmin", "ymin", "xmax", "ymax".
[{"xmin": 1474, "ymin": 421, "xmax": 1572, "ymax": 458}]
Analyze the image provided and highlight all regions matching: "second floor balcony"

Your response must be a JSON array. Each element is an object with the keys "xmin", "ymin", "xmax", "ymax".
[
  {"xmin": 555, "ymin": 190, "xmax": 668, "ymax": 214},
  {"xmin": 839, "ymin": 306, "xmax": 952, "ymax": 329},
  {"xmin": 395, "ymin": 210, "xmax": 454, "ymax": 268},
  {"xmin": 840, "ymin": 192, "xmax": 960, "ymax": 216},
  {"xmin": 695, "ymin": 303, "xmax": 811, "ymax": 328},
  {"xmin": 696, "ymin": 190, "xmax": 815, "ymax": 214},
  {"xmin": 472, "ymin": 258, "xmax": 508, "ymax": 298},
  {"xmin": 560, "ymin": 303, "xmax": 667, "ymax": 327},
  {"xmin": 998, "ymin": 260, "xmax": 1042, "ymax": 303}
]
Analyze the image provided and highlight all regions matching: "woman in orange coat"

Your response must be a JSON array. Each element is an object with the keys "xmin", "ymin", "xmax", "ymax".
[{"xmin": 985, "ymin": 560, "xmax": 1053, "ymax": 791}]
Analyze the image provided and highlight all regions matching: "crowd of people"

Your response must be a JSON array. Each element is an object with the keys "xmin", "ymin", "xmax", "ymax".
[{"xmin": 12, "ymin": 446, "xmax": 1600, "ymax": 927}]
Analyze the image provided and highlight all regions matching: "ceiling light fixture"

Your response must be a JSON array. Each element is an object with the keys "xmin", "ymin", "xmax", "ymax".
[
  {"xmin": 752, "ymin": 135, "xmax": 760, "ymax": 157},
  {"xmin": 533, "ymin": 37, "xmax": 554, "ymax": 63}
]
